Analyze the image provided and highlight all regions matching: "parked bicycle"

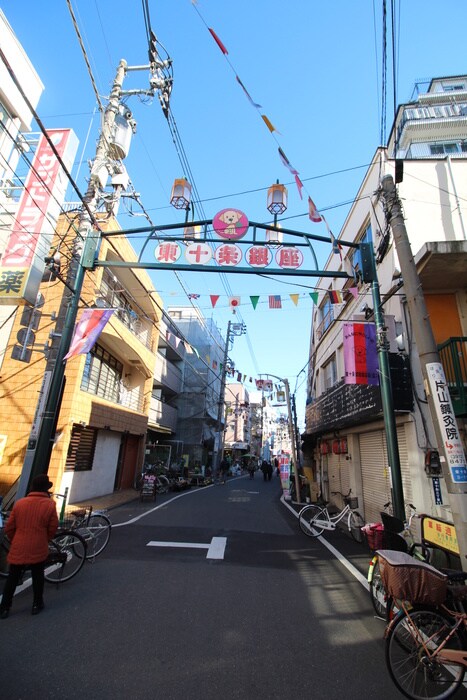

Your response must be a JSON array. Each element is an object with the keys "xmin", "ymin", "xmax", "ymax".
[
  {"xmin": 379, "ymin": 549, "xmax": 467, "ymax": 700},
  {"xmin": 298, "ymin": 489, "xmax": 365, "ymax": 543},
  {"xmin": 55, "ymin": 494, "xmax": 111, "ymax": 559},
  {"xmin": 0, "ymin": 507, "xmax": 87, "ymax": 584},
  {"xmin": 367, "ymin": 502, "xmax": 430, "ymax": 619}
]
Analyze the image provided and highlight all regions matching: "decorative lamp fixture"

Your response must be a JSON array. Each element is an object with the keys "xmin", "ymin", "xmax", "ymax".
[
  {"xmin": 183, "ymin": 224, "xmax": 202, "ymax": 242},
  {"xmin": 266, "ymin": 224, "xmax": 283, "ymax": 247},
  {"xmin": 267, "ymin": 183, "xmax": 288, "ymax": 215},
  {"xmin": 170, "ymin": 178, "xmax": 192, "ymax": 209}
]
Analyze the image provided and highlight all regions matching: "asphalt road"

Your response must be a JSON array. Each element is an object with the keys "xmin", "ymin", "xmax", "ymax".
[{"xmin": 0, "ymin": 475, "xmax": 419, "ymax": 699}]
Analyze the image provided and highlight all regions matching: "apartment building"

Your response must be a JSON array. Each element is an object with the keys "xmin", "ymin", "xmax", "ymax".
[{"xmin": 304, "ymin": 75, "xmax": 467, "ymax": 524}]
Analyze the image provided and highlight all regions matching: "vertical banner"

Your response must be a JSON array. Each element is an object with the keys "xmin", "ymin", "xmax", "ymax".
[
  {"xmin": 343, "ymin": 322, "xmax": 379, "ymax": 385},
  {"xmin": 0, "ymin": 129, "xmax": 78, "ymax": 306},
  {"xmin": 426, "ymin": 362, "xmax": 467, "ymax": 483},
  {"xmin": 279, "ymin": 454, "xmax": 291, "ymax": 500}
]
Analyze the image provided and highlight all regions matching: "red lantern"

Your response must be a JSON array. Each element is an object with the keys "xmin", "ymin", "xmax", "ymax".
[
  {"xmin": 320, "ymin": 441, "xmax": 329, "ymax": 455},
  {"xmin": 332, "ymin": 440, "xmax": 341, "ymax": 455},
  {"xmin": 340, "ymin": 438, "xmax": 348, "ymax": 454}
]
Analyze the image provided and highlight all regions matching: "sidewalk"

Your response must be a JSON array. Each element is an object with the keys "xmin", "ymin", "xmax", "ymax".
[{"xmin": 72, "ymin": 488, "xmax": 139, "ymax": 512}]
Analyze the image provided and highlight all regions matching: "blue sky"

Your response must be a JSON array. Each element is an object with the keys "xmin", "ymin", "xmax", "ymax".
[{"xmin": 3, "ymin": 0, "xmax": 467, "ymax": 427}]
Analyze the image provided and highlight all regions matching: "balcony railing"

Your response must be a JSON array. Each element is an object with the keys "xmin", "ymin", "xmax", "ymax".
[
  {"xmin": 438, "ymin": 337, "xmax": 467, "ymax": 416},
  {"xmin": 153, "ymin": 353, "xmax": 182, "ymax": 394},
  {"xmin": 148, "ymin": 396, "xmax": 178, "ymax": 433}
]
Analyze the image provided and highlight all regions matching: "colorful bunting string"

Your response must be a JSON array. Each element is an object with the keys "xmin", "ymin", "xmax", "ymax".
[{"xmin": 192, "ymin": 2, "xmax": 344, "ymax": 258}]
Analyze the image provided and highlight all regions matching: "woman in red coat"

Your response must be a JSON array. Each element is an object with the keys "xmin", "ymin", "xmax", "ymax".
[{"xmin": 0, "ymin": 474, "xmax": 58, "ymax": 618}]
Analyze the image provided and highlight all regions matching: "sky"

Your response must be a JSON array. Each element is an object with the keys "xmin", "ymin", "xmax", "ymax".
[{"xmin": 3, "ymin": 0, "xmax": 467, "ymax": 429}]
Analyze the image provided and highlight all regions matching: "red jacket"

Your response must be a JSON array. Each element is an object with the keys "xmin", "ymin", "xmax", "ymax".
[{"xmin": 5, "ymin": 491, "xmax": 59, "ymax": 565}]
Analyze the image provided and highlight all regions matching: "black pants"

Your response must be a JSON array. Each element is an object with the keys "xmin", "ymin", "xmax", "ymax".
[{"xmin": 1, "ymin": 562, "xmax": 45, "ymax": 610}]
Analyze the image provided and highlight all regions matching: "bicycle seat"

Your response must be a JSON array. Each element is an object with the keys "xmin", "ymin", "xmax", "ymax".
[{"xmin": 381, "ymin": 511, "xmax": 405, "ymax": 534}]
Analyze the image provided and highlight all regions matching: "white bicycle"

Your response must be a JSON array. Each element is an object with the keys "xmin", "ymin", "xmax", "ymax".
[{"xmin": 298, "ymin": 489, "xmax": 365, "ymax": 543}]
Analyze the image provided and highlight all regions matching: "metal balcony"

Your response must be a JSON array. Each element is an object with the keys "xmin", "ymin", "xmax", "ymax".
[{"xmin": 438, "ymin": 337, "xmax": 467, "ymax": 416}]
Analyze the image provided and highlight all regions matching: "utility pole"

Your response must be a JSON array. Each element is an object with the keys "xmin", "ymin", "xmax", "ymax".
[
  {"xmin": 16, "ymin": 60, "xmax": 128, "ymax": 498},
  {"xmin": 380, "ymin": 174, "xmax": 467, "ymax": 571},
  {"xmin": 213, "ymin": 321, "xmax": 246, "ymax": 475}
]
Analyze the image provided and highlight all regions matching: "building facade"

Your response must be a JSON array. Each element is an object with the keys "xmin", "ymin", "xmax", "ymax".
[
  {"xmin": 166, "ymin": 307, "xmax": 225, "ymax": 472},
  {"xmin": 0, "ymin": 211, "xmax": 162, "ymax": 502},
  {"xmin": 304, "ymin": 75, "xmax": 467, "ymax": 525}
]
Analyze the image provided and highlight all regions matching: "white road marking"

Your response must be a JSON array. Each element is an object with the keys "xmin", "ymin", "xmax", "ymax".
[
  {"xmin": 147, "ymin": 536, "xmax": 227, "ymax": 560},
  {"xmin": 281, "ymin": 495, "xmax": 369, "ymax": 591}
]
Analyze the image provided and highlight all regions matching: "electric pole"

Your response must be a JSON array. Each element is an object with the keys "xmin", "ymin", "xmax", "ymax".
[{"xmin": 380, "ymin": 174, "xmax": 467, "ymax": 570}]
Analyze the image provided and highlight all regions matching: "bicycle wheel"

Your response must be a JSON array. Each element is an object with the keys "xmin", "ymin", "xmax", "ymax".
[
  {"xmin": 349, "ymin": 511, "xmax": 365, "ymax": 542},
  {"xmin": 369, "ymin": 557, "xmax": 387, "ymax": 618},
  {"xmin": 386, "ymin": 608, "xmax": 465, "ymax": 700},
  {"xmin": 45, "ymin": 530, "xmax": 87, "ymax": 583},
  {"xmin": 298, "ymin": 505, "xmax": 326, "ymax": 537},
  {"xmin": 78, "ymin": 513, "xmax": 111, "ymax": 559},
  {"xmin": 156, "ymin": 476, "xmax": 170, "ymax": 494}
]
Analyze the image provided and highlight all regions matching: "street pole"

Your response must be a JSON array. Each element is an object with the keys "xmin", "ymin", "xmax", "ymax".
[
  {"xmin": 17, "ymin": 60, "xmax": 128, "ymax": 498},
  {"xmin": 368, "ymin": 249, "xmax": 406, "ymax": 523},
  {"xmin": 284, "ymin": 378, "xmax": 302, "ymax": 504},
  {"xmin": 213, "ymin": 320, "xmax": 231, "ymax": 477},
  {"xmin": 380, "ymin": 174, "xmax": 467, "ymax": 570}
]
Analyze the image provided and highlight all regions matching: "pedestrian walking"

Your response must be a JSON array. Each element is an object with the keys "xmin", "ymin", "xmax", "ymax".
[
  {"xmin": 267, "ymin": 461, "xmax": 273, "ymax": 481},
  {"xmin": 247, "ymin": 459, "xmax": 255, "ymax": 479},
  {"xmin": 261, "ymin": 460, "xmax": 269, "ymax": 482},
  {"xmin": 0, "ymin": 474, "xmax": 59, "ymax": 619},
  {"xmin": 219, "ymin": 457, "xmax": 229, "ymax": 484}
]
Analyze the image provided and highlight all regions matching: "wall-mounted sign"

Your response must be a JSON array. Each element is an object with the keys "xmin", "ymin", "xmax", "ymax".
[
  {"xmin": 426, "ymin": 362, "xmax": 467, "ymax": 483},
  {"xmin": 212, "ymin": 208, "xmax": 249, "ymax": 240},
  {"xmin": 0, "ymin": 129, "xmax": 78, "ymax": 306}
]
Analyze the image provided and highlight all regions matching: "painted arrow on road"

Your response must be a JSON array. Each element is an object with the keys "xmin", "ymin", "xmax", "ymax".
[{"xmin": 147, "ymin": 536, "xmax": 227, "ymax": 560}]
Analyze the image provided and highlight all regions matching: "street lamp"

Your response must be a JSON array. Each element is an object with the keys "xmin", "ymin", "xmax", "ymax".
[{"xmin": 170, "ymin": 177, "xmax": 192, "ymax": 209}]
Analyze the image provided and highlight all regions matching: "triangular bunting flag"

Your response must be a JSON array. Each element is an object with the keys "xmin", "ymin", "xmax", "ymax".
[
  {"xmin": 294, "ymin": 174, "xmax": 304, "ymax": 199},
  {"xmin": 236, "ymin": 75, "xmax": 262, "ymax": 108},
  {"xmin": 290, "ymin": 294, "xmax": 299, "ymax": 306},
  {"xmin": 261, "ymin": 114, "xmax": 278, "ymax": 133},
  {"xmin": 250, "ymin": 295, "xmax": 260, "ymax": 310},
  {"xmin": 210, "ymin": 295, "xmax": 219, "ymax": 307},
  {"xmin": 308, "ymin": 197, "xmax": 322, "ymax": 223},
  {"xmin": 208, "ymin": 27, "xmax": 228, "ymax": 54},
  {"xmin": 349, "ymin": 287, "xmax": 359, "ymax": 299},
  {"xmin": 278, "ymin": 147, "xmax": 298, "ymax": 175},
  {"xmin": 309, "ymin": 292, "xmax": 319, "ymax": 304}
]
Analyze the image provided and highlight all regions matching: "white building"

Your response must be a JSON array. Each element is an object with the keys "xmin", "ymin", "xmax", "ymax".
[{"xmin": 304, "ymin": 75, "xmax": 467, "ymax": 527}]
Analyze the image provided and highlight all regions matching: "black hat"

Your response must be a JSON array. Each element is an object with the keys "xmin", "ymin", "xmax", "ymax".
[{"xmin": 31, "ymin": 474, "xmax": 53, "ymax": 492}]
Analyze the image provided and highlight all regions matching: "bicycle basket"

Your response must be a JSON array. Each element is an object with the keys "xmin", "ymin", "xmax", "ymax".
[
  {"xmin": 344, "ymin": 495, "xmax": 358, "ymax": 509},
  {"xmin": 362, "ymin": 522, "xmax": 384, "ymax": 550},
  {"xmin": 59, "ymin": 507, "xmax": 87, "ymax": 528},
  {"xmin": 378, "ymin": 549, "xmax": 448, "ymax": 605}
]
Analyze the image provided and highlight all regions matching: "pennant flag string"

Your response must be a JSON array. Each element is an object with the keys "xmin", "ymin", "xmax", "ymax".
[{"xmin": 192, "ymin": 2, "xmax": 344, "ymax": 244}]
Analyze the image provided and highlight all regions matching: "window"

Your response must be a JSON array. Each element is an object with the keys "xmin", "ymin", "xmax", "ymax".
[
  {"xmin": 323, "ymin": 356, "xmax": 337, "ymax": 390},
  {"xmin": 65, "ymin": 426, "xmax": 97, "ymax": 471},
  {"xmin": 429, "ymin": 142, "xmax": 466, "ymax": 155},
  {"xmin": 81, "ymin": 344, "xmax": 122, "ymax": 403}
]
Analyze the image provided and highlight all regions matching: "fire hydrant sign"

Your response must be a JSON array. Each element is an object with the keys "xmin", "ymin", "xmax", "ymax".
[{"xmin": 426, "ymin": 362, "xmax": 467, "ymax": 483}]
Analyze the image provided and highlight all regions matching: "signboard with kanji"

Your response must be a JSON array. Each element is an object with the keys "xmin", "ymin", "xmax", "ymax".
[{"xmin": 426, "ymin": 362, "xmax": 467, "ymax": 484}]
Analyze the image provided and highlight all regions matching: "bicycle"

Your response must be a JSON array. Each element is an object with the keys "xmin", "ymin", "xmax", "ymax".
[
  {"xmin": 367, "ymin": 502, "xmax": 429, "ymax": 620},
  {"xmin": 298, "ymin": 489, "xmax": 365, "ymax": 543},
  {"xmin": 1, "ymin": 508, "xmax": 87, "ymax": 584},
  {"xmin": 55, "ymin": 494, "xmax": 111, "ymax": 559},
  {"xmin": 380, "ymin": 549, "xmax": 467, "ymax": 700}
]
